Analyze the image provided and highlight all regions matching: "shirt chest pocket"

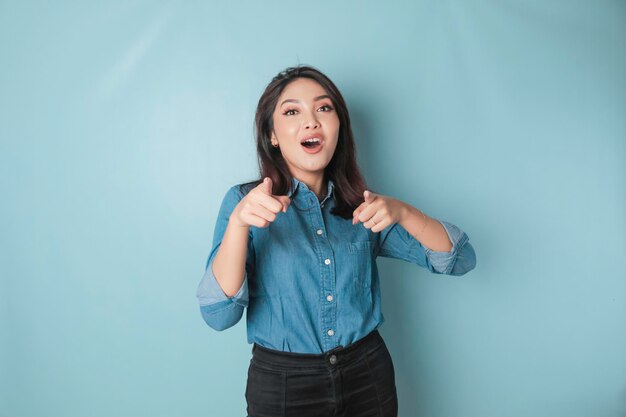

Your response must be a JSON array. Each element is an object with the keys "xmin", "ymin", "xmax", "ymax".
[{"xmin": 348, "ymin": 241, "xmax": 373, "ymax": 289}]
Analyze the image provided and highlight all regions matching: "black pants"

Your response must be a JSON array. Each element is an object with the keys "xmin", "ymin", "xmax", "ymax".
[{"xmin": 245, "ymin": 329, "xmax": 398, "ymax": 417}]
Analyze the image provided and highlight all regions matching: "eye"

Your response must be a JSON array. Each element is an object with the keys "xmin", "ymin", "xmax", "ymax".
[{"xmin": 282, "ymin": 104, "xmax": 334, "ymax": 116}]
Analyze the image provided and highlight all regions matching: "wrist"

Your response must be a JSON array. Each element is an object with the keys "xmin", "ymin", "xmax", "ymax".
[
  {"xmin": 398, "ymin": 201, "xmax": 412, "ymax": 223},
  {"xmin": 229, "ymin": 211, "xmax": 249, "ymax": 229},
  {"xmin": 399, "ymin": 203, "xmax": 429, "ymax": 234}
]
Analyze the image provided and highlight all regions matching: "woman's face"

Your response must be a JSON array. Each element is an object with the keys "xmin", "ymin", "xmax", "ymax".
[{"xmin": 271, "ymin": 78, "xmax": 340, "ymax": 182}]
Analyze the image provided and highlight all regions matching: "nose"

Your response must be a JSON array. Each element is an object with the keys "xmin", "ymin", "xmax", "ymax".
[{"xmin": 304, "ymin": 110, "xmax": 320, "ymax": 129}]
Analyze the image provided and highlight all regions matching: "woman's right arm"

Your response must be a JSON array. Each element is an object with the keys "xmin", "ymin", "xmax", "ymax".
[
  {"xmin": 196, "ymin": 178, "xmax": 290, "ymax": 331},
  {"xmin": 196, "ymin": 186, "xmax": 254, "ymax": 331}
]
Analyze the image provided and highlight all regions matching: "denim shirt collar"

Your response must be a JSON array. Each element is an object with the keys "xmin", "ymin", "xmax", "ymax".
[{"xmin": 288, "ymin": 177, "xmax": 335, "ymax": 209}]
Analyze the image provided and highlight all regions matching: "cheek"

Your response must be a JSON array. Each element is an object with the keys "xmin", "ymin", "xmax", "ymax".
[
  {"xmin": 327, "ymin": 117, "xmax": 340, "ymax": 135},
  {"xmin": 272, "ymin": 114, "xmax": 294, "ymax": 133},
  {"xmin": 327, "ymin": 124, "xmax": 340, "ymax": 144},
  {"xmin": 275, "ymin": 122, "xmax": 299, "ymax": 138}
]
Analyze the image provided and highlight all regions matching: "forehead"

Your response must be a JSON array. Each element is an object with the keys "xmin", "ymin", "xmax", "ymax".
[{"xmin": 278, "ymin": 78, "xmax": 328, "ymax": 101}]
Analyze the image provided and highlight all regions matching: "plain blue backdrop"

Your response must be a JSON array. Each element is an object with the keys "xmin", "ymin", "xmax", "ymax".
[{"xmin": 1, "ymin": 1, "xmax": 625, "ymax": 416}]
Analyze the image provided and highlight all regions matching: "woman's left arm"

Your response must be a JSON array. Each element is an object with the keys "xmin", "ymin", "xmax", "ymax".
[{"xmin": 353, "ymin": 190, "xmax": 477, "ymax": 276}]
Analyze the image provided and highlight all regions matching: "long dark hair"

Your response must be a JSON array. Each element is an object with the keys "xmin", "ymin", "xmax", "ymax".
[{"xmin": 238, "ymin": 64, "xmax": 369, "ymax": 219}]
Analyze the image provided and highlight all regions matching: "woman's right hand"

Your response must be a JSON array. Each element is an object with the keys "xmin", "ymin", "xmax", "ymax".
[{"xmin": 230, "ymin": 177, "xmax": 291, "ymax": 228}]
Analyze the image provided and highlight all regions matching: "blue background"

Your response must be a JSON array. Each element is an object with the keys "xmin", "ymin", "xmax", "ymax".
[{"xmin": 1, "ymin": 1, "xmax": 625, "ymax": 416}]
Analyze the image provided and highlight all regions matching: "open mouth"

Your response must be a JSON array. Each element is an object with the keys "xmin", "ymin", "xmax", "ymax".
[{"xmin": 301, "ymin": 137, "xmax": 323, "ymax": 152}]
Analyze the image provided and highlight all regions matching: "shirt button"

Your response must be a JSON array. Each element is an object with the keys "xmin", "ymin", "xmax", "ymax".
[
  {"xmin": 324, "ymin": 259, "xmax": 331, "ymax": 265},
  {"xmin": 327, "ymin": 329, "xmax": 334, "ymax": 336},
  {"xmin": 316, "ymin": 229, "xmax": 323, "ymax": 235},
  {"xmin": 329, "ymin": 355, "xmax": 337, "ymax": 365},
  {"xmin": 326, "ymin": 294, "xmax": 333, "ymax": 302}
]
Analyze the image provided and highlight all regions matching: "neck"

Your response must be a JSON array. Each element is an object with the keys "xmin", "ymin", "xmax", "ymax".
[{"xmin": 294, "ymin": 174, "xmax": 326, "ymax": 200}]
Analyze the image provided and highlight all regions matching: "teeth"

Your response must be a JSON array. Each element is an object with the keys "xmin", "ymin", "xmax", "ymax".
[{"xmin": 303, "ymin": 138, "xmax": 320, "ymax": 143}]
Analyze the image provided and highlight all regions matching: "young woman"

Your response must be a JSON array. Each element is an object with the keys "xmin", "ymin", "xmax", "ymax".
[{"xmin": 196, "ymin": 65, "xmax": 477, "ymax": 417}]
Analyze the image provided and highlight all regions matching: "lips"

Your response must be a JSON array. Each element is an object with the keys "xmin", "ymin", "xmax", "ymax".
[
  {"xmin": 300, "ymin": 133, "xmax": 324, "ymax": 144},
  {"xmin": 300, "ymin": 136, "xmax": 324, "ymax": 154}
]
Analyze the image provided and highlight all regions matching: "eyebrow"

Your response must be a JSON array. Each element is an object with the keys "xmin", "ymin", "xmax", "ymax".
[{"xmin": 280, "ymin": 95, "xmax": 331, "ymax": 107}]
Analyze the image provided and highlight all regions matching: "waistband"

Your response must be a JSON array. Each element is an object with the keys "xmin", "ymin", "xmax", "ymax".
[{"xmin": 250, "ymin": 328, "xmax": 384, "ymax": 370}]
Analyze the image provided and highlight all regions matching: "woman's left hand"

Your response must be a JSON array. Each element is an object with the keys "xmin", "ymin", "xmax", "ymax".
[{"xmin": 352, "ymin": 190, "xmax": 406, "ymax": 233}]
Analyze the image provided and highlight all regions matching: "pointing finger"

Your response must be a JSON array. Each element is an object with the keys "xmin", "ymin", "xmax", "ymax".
[
  {"xmin": 263, "ymin": 177, "xmax": 272, "ymax": 195},
  {"xmin": 364, "ymin": 190, "xmax": 376, "ymax": 203}
]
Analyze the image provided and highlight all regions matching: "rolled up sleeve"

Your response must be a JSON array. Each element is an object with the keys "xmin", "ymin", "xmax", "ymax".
[
  {"xmin": 423, "ymin": 219, "xmax": 476, "ymax": 276},
  {"xmin": 196, "ymin": 185, "xmax": 255, "ymax": 331}
]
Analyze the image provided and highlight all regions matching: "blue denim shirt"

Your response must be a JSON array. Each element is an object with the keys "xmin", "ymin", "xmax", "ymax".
[{"xmin": 196, "ymin": 177, "xmax": 476, "ymax": 354}]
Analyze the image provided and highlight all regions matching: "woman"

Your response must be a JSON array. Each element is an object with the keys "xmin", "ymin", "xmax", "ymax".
[{"xmin": 196, "ymin": 65, "xmax": 477, "ymax": 417}]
